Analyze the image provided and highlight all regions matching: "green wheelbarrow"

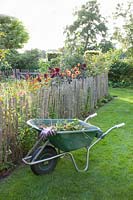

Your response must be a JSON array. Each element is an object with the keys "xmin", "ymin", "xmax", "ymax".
[{"xmin": 22, "ymin": 113, "xmax": 125, "ymax": 175}]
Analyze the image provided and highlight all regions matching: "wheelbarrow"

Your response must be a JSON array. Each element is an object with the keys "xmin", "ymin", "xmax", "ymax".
[{"xmin": 22, "ymin": 113, "xmax": 125, "ymax": 175}]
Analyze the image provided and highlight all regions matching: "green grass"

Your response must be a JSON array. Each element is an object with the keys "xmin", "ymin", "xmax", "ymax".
[{"xmin": 0, "ymin": 88, "xmax": 133, "ymax": 200}]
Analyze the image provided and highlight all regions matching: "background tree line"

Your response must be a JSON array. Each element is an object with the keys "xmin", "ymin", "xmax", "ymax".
[{"xmin": 0, "ymin": 0, "xmax": 132, "ymax": 86}]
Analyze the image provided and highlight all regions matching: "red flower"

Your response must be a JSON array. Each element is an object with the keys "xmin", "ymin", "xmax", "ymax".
[
  {"xmin": 44, "ymin": 73, "xmax": 48, "ymax": 79},
  {"xmin": 55, "ymin": 68, "xmax": 60, "ymax": 73},
  {"xmin": 81, "ymin": 63, "xmax": 86, "ymax": 70},
  {"xmin": 50, "ymin": 67, "xmax": 60, "ymax": 78},
  {"xmin": 51, "ymin": 72, "xmax": 56, "ymax": 78},
  {"xmin": 36, "ymin": 74, "xmax": 41, "ymax": 82},
  {"xmin": 25, "ymin": 73, "xmax": 30, "ymax": 80}
]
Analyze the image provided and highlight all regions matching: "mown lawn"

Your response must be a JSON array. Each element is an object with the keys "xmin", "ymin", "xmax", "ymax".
[{"xmin": 0, "ymin": 88, "xmax": 132, "ymax": 200}]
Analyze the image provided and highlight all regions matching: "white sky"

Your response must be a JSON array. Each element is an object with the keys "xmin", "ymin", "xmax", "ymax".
[{"xmin": 0, "ymin": 0, "xmax": 129, "ymax": 50}]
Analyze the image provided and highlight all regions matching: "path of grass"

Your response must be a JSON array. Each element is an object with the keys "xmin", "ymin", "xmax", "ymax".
[{"xmin": 0, "ymin": 88, "xmax": 132, "ymax": 200}]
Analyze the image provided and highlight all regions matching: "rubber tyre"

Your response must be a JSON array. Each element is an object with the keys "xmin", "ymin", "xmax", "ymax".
[{"xmin": 30, "ymin": 146, "xmax": 58, "ymax": 175}]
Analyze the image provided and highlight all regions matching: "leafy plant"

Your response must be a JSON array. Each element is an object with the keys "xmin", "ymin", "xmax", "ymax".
[
  {"xmin": 17, "ymin": 126, "xmax": 37, "ymax": 155},
  {"xmin": 54, "ymin": 120, "xmax": 83, "ymax": 131},
  {"xmin": 38, "ymin": 59, "xmax": 50, "ymax": 73},
  {"xmin": 84, "ymin": 50, "xmax": 111, "ymax": 76},
  {"xmin": 108, "ymin": 55, "xmax": 133, "ymax": 87}
]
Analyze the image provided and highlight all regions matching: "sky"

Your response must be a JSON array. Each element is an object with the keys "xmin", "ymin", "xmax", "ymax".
[{"xmin": 0, "ymin": 0, "xmax": 129, "ymax": 50}]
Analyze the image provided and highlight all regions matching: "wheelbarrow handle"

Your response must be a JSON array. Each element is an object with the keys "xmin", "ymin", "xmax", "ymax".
[
  {"xmin": 115, "ymin": 123, "xmax": 125, "ymax": 128},
  {"xmin": 100, "ymin": 122, "xmax": 125, "ymax": 139},
  {"xmin": 27, "ymin": 119, "xmax": 41, "ymax": 131},
  {"xmin": 84, "ymin": 113, "xmax": 97, "ymax": 122}
]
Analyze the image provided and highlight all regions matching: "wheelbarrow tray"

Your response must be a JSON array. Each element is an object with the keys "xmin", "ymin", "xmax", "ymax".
[{"xmin": 28, "ymin": 119, "xmax": 103, "ymax": 152}]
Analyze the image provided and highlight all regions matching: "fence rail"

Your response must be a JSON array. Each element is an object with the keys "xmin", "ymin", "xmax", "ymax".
[{"xmin": 0, "ymin": 73, "xmax": 108, "ymax": 166}]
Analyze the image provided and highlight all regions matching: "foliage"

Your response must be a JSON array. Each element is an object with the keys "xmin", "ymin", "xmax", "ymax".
[
  {"xmin": 95, "ymin": 94, "xmax": 113, "ymax": 108},
  {"xmin": 60, "ymin": 50, "xmax": 84, "ymax": 70},
  {"xmin": 4, "ymin": 51, "xmax": 110, "ymax": 80},
  {"xmin": 0, "ymin": 49, "xmax": 11, "ymax": 72},
  {"xmin": 0, "ymin": 49, "xmax": 7, "ymax": 60},
  {"xmin": 84, "ymin": 50, "xmax": 111, "ymax": 76},
  {"xmin": 49, "ymin": 56, "xmax": 61, "ymax": 68},
  {"xmin": 109, "ymin": 59, "xmax": 133, "ymax": 87},
  {"xmin": 38, "ymin": 59, "xmax": 50, "ymax": 73},
  {"xmin": 0, "ymin": 162, "xmax": 15, "ymax": 176},
  {"xmin": 113, "ymin": 2, "xmax": 133, "ymax": 52},
  {"xmin": 47, "ymin": 52, "xmax": 61, "ymax": 61},
  {"xmin": 64, "ymin": 0, "xmax": 108, "ymax": 54},
  {"xmin": 35, "ymin": 50, "xmax": 109, "ymax": 79},
  {"xmin": 98, "ymin": 39, "xmax": 115, "ymax": 53},
  {"xmin": 54, "ymin": 119, "xmax": 83, "ymax": 131},
  {"xmin": 0, "ymin": 35, "xmax": 9, "ymax": 70},
  {"xmin": 48, "ymin": 63, "xmax": 87, "ymax": 82},
  {"xmin": 17, "ymin": 49, "xmax": 41, "ymax": 70},
  {"xmin": 17, "ymin": 126, "xmax": 37, "ymax": 155},
  {"xmin": 5, "ymin": 49, "xmax": 20, "ymax": 69},
  {"xmin": 100, "ymin": 49, "xmax": 133, "ymax": 87},
  {"xmin": 0, "ymin": 78, "xmax": 52, "ymax": 167},
  {"xmin": 0, "ymin": 14, "xmax": 29, "ymax": 49},
  {"xmin": 0, "ymin": 60, "xmax": 11, "ymax": 71},
  {"xmin": 5, "ymin": 49, "xmax": 42, "ymax": 70}
]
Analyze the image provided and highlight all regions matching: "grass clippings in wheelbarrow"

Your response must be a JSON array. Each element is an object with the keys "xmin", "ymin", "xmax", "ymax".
[{"xmin": 39, "ymin": 119, "xmax": 85, "ymax": 138}]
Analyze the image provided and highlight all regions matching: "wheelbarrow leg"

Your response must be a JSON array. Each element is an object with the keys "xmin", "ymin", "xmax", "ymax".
[
  {"xmin": 67, "ymin": 147, "xmax": 90, "ymax": 172},
  {"xmin": 22, "ymin": 137, "xmax": 50, "ymax": 164}
]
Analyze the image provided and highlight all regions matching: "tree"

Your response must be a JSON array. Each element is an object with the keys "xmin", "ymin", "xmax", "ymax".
[
  {"xmin": 0, "ymin": 14, "xmax": 29, "ymax": 49},
  {"xmin": 0, "ymin": 33, "xmax": 11, "ymax": 71},
  {"xmin": 64, "ymin": 0, "xmax": 108, "ymax": 54},
  {"xmin": 113, "ymin": 2, "xmax": 133, "ymax": 54},
  {"xmin": 5, "ymin": 49, "xmax": 47, "ymax": 70},
  {"xmin": 98, "ymin": 39, "xmax": 114, "ymax": 53},
  {"xmin": 5, "ymin": 49, "xmax": 20, "ymax": 69},
  {"xmin": 20, "ymin": 49, "xmax": 42, "ymax": 70}
]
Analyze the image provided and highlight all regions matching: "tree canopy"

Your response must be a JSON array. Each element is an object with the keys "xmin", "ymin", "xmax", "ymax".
[
  {"xmin": 113, "ymin": 2, "xmax": 133, "ymax": 54},
  {"xmin": 64, "ymin": 0, "xmax": 108, "ymax": 54},
  {"xmin": 6, "ymin": 49, "xmax": 42, "ymax": 70},
  {"xmin": 0, "ymin": 15, "xmax": 29, "ymax": 49}
]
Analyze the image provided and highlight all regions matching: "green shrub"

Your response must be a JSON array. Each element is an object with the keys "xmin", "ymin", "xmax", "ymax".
[
  {"xmin": 47, "ymin": 52, "xmax": 61, "ymax": 61},
  {"xmin": 109, "ymin": 60, "xmax": 133, "ymax": 87},
  {"xmin": 84, "ymin": 50, "xmax": 110, "ymax": 76},
  {"xmin": 38, "ymin": 59, "xmax": 50, "ymax": 73},
  {"xmin": 60, "ymin": 52, "xmax": 84, "ymax": 70},
  {"xmin": 17, "ymin": 126, "xmax": 37, "ymax": 155}
]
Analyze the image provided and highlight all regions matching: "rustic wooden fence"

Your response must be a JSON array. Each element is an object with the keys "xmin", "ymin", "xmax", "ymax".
[
  {"xmin": 37, "ymin": 73, "xmax": 108, "ymax": 118},
  {"xmin": 0, "ymin": 73, "xmax": 108, "ymax": 166}
]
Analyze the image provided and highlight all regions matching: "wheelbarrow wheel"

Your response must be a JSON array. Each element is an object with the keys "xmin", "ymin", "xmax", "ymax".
[{"xmin": 30, "ymin": 146, "xmax": 58, "ymax": 175}]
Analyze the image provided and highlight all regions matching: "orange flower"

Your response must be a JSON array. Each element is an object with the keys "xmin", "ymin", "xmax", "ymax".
[
  {"xmin": 18, "ymin": 90, "xmax": 26, "ymax": 97},
  {"xmin": 33, "ymin": 79, "xmax": 38, "ymax": 84},
  {"xmin": 61, "ymin": 72, "xmax": 65, "ymax": 77},
  {"xmin": 71, "ymin": 74, "xmax": 76, "ymax": 79},
  {"xmin": 47, "ymin": 77, "xmax": 51, "ymax": 81},
  {"xmin": 33, "ymin": 85, "xmax": 40, "ymax": 89},
  {"xmin": 77, "ymin": 63, "xmax": 81, "ymax": 67},
  {"xmin": 66, "ymin": 70, "xmax": 71, "ymax": 77}
]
